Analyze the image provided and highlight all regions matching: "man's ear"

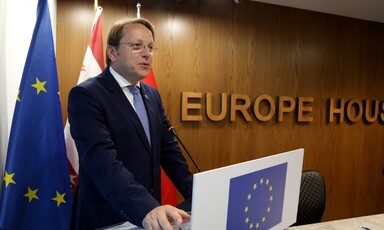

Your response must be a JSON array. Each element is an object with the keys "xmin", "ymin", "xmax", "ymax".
[{"xmin": 107, "ymin": 45, "xmax": 117, "ymax": 61}]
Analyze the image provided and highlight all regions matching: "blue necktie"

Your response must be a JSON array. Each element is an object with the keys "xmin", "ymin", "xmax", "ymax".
[{"xmin": 128, "ymin": 85, "xmax": 151, "ymax": 145}]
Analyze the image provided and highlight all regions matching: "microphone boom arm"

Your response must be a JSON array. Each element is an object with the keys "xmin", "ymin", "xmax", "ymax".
[{"xmin": 168, "ymin": 126, "xmax": 202, "ymax": 172}]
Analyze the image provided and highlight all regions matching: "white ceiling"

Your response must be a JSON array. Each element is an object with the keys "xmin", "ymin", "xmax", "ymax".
[{"xmin": 249, "ymin": 0, "xmax": 384, "ymax": 23}]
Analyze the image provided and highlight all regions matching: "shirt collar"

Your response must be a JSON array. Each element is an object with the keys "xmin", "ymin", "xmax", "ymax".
[{"xmin": 109, "ymin": 66, "xmax": 141, "ymax": 89}]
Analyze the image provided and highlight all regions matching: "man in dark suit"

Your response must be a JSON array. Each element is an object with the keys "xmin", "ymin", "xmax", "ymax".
[{"xmin": 68, "ymin": 17, "xmax": 193, "ymax": 230}]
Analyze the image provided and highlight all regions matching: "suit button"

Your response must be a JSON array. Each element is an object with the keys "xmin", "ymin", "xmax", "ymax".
[{"xmin": 149, "ymin": 189, "xmax": 154, "ymax": 194}]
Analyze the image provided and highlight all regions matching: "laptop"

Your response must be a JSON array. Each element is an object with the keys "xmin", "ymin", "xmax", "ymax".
[{"xmin": 105, "ymin": 148, "xmax": 304, "ymax": 230}]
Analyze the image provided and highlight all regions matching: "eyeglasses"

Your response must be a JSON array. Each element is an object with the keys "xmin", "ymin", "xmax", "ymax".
[{"xmin": 119, "ymin": 42, "xmax": 156, "ymax": 54}]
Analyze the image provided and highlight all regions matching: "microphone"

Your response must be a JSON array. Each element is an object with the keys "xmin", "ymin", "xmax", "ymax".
[{"xmin": 168, "ymin": 124, "xmax": 202, "ymax": 172}]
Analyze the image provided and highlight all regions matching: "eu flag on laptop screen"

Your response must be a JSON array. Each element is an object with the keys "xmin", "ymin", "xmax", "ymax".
[{"xmin": 226, "ymin": 163, "xmax": 287, "ymax": 230}]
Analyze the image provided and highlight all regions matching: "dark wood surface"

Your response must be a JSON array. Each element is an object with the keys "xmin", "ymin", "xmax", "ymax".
[{"xmin": 57, "ymin": 0, "xmax": 384, "ymax": 222}]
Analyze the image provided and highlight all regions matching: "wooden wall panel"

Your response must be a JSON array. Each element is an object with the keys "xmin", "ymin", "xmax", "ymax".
[{"xmin": 57, "ymin": 0, "xmax": 384, "ymax": 222}]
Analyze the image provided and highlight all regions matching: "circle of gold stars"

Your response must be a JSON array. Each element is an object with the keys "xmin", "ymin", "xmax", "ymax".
[{"xmin": 243, "ymin": 177, "xmax": 274, "ymax": 229}]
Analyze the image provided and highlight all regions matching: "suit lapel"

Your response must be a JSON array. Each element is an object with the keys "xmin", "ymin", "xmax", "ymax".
[
  {"xmin": 101, "ymin": 70, "xmax": 152, "ymax": 153},
  {"xmin": 140, "ymin": 85, "xmax": 158, "ymax": 148}
]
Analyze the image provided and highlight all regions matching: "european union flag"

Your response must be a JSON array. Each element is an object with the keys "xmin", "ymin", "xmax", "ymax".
[
  {"xmin": 0, "ymin": 0, "xmax": 73, "ymax": 229},
  {"xmin": 226, "ymin": 163, "xmax": 287, "ymax": 230}
]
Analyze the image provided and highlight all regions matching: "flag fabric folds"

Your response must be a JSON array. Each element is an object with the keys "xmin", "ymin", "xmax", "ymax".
[
  {"xmin": 0, "ymin": 0, "xmax": 73, "ymax": 229},
  {"xmin": 226, "ymin": 163, "xmax": 288, "ymax": 230},
  {"xmin": 64, "ymin": 6, "xmax": 104, "ymax": 195}
]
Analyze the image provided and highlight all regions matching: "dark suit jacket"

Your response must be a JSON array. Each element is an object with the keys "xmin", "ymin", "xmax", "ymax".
[{"xmin": 68, "ymin": 68, "xmax": 193, "ymax": 230}]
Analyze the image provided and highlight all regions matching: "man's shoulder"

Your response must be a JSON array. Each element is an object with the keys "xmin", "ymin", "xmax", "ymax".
[
  {"xmin": 76, "ymin": 68, "xmax": 116, "ymax": 90},
  {"xmin": 77, "ymin": 75, "xmax": 101, "ymax": 88}
]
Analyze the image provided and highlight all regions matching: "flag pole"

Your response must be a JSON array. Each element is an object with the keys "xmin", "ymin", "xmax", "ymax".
[
  {"xmin": 136, "ymin": 3, "xmax": 141, "ymax": 18},
  {"xmin": 94, "ymin": 0, "xmax": 98, "ymax": 13}
]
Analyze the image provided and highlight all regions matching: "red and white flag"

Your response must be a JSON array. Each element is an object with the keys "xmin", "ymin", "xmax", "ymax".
[{"xmin": 64, "ymin": 6, "xmax": 104, "ymax": 194}]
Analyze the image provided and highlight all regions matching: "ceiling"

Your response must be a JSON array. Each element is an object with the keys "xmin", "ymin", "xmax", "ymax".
[{"xmin": 248, "ymin": 0, "xmax": 384, "ymax": 23}]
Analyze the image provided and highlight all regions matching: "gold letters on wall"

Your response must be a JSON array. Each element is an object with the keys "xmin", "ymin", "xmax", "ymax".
[{"xmin": 181, "ymin": 92, "xmax": 384, "ymax": 124}]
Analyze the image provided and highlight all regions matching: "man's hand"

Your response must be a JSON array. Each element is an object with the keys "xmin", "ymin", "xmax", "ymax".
[{"xmin": 142, "ymin": 205, "xmax": 190, "ymax": 230}]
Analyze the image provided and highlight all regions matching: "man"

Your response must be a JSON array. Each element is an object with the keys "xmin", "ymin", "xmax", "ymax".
[{"xmin": 68, "ymin": 18, "xmax": 193, "ymax": 230}]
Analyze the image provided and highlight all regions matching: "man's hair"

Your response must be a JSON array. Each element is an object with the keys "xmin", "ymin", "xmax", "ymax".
[{"xmin": 106, "ymin": 18, "xmax": 155, "ymax": 66}]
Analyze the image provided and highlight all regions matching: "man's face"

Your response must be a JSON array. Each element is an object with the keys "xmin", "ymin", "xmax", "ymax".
[{"xmin": 109, "ymin": 23, "xmax": 154, "ymax": 84}]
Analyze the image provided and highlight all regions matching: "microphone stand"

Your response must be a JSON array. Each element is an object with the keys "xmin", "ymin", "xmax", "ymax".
[
  {"xmin": 168, "ymin": 125, "xmax": 202, "ymax": 172},
  {"xmin": 167, "ymin": 125, "xmax": 200, "ymax": 212}
]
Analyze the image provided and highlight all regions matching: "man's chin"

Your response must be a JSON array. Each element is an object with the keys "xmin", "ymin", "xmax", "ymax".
[{"xmin": 139, "ymin": 70, "xmax": 151, "ymax": 79}]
